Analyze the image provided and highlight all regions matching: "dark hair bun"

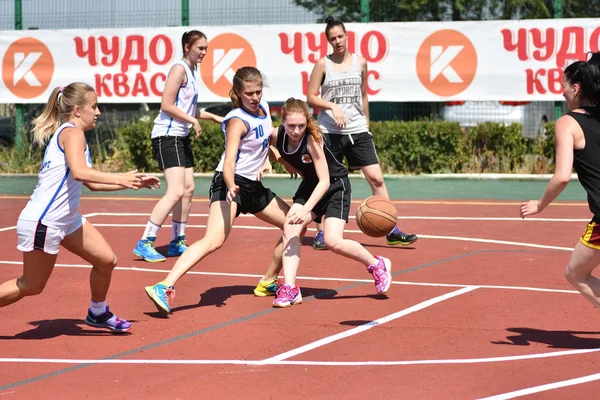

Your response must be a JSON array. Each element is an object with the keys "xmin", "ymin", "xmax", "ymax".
[{"xmin": 325, "ymin": 16, "xmax": 334, "ymax": 24}]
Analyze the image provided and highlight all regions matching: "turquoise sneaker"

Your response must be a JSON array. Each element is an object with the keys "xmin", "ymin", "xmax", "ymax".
[
  {"xmin": 167, "ymin": 235, "xmax": 188, "ymax": 257},
  {"xmin": 144, "ymin": 281, "xmax": 176, "ymax": 316},
  {"xmin": 133, "ymin": 237, "xmax": 166, "ymax": 263}
]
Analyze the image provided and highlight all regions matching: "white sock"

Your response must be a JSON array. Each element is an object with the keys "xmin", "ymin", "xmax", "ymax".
[
  {"xmin": 142, "ymin": 221, "xmax": 161, "ymax": 240},
  {"xmin": 172, "ymin": 220, "xmax": 186, "ymax": 240},
  {"xmin": 90, "ymin": 300, "xmax": 106, "ymax": 316}
]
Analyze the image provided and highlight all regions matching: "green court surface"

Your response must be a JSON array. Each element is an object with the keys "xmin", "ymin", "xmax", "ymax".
[{"xmin": 0, "ymin": 174, "xmax": 587, "ymax": 201}]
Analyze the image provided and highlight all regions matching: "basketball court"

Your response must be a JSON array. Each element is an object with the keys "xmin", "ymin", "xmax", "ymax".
[{"xmin": 1, "ymin": 179, "xmax": 599, "ymax": 399}]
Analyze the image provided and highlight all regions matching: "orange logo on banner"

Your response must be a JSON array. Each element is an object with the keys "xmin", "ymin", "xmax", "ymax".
[
  {"xmin": 200, "ymin": 33, "xmax": 256, "ymax": 98},
  {"xmin": 2, "ymin": 38, "xmax": 54, "ymax": 99},
  {"xmin": 416, "ymin": 30, "xmax": 477, "ymax": 97}
]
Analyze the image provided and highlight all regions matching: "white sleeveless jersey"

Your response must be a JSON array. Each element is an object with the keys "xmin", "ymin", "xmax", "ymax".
[
  {"xmin": 216, "ymin": 100, "xmax": 273, "ymax": 181},
  {"xmin": 151, "ymin": 60, "xmax": 199, "ymax": 138},
  {"xmin": 19, "ymin": 122, "xmax": 92, "ymax": 229},
  {"xmin": 317, "ymin": 53, "xmax": 369, "ymax": 134}
]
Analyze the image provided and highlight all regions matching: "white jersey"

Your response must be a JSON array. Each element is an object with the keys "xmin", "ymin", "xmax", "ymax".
[
  {"xmin": 19, "ymin": 122, "xmax": 92, "ymax": 229},
  {"xmin": 216, "ymin": 100, "xmax": 273, "ymax": 181},
  {"xmin": 151, "ymin": 60, "xmax": 199, "ymax": 138},
  {"xmin": 317, "ymin": 53, "xmax": 369, "ymax": 135}
]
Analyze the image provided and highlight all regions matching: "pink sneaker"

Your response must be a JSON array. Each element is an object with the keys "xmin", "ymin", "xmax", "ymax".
[
  {"xmin": 367, "ymin": 256, "xmax": 392, "ymax": 294},
  {"xmin": 273, "ymin": 283, "xmax": 302, "ymax": 308}
]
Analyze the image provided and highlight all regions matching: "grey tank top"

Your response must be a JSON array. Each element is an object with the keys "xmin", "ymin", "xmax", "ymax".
[{"xmin": 317, "ymin": 53, "xmax": 369, "ymax": 135}]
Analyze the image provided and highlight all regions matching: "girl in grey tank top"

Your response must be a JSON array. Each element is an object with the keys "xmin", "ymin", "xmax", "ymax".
[
  {"xmin": 318, "ymin": 53, "xmax": 369, "ymax": 134},
  {"xmin": 306, "ymin": 16, "xmax": 419, "ymax": 249}
]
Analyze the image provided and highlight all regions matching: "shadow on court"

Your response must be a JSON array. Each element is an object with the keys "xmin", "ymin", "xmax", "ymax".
[
  {"xmin": 491, "ymin": 327, "xmax": 600, "ymax": 349},
  {"xmin": 0, "ymin": 319, "xmax": 133, "ymax": 339},
  {"xmin": 144, "ymin": 285, "xmax": 257, "ymax": 318},
  {"xmin": 144, "ymin": 285, "xmax": 351, "ymax": 318},
  {"xmin": 300, "ymin": 235, "xmax": 417, "ymax": 251},
  {"xmin": 339, "ymin": 320, "xmax": 375, "ymax": 327}
]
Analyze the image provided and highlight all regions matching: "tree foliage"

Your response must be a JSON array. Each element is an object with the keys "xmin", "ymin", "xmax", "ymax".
[{"xmin": 293, "ymin": 0, "xmax": 600, "ymax": 22}]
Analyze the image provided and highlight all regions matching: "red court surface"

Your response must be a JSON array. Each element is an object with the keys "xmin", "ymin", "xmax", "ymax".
[{"xmin": 1, "ymin": 195, "xmax": 600, "ymax": 399}]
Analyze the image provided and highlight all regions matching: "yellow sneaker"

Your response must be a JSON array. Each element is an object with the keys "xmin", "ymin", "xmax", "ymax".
[{"xmin": 254, "ymin": 278, "xmax": 279, "ymax": 297}]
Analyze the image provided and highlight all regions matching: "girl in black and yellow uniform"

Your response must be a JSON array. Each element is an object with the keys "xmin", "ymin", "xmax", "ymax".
[
  {"xmin": 521, "ymin": 54, "xmax": 600, "ymax": 308},
  {"xmin": 270, "ymin": 98, "xmax": 392, "ymax": 308}
]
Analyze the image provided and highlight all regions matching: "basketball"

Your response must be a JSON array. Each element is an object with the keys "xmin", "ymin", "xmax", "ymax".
[{"xmin": 356, "ymin": 196, "xmax": 398, "ymax": 237}]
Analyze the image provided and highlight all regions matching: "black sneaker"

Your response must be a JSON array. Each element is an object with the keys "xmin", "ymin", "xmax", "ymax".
[
  {"xmin": 85, "ymin": 306, "xmax": 132, "ymax": 333},
  {"xmin": 386, "ymin": 227, "xmax": 418, "ymax": 246}
]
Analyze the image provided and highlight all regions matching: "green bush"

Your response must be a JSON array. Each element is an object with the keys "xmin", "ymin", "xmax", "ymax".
[
  {"xmin": 465, "ymin": 122, "xmax": 527, "ymax": 173},
  {"xmin": 0, "ymin": 118, "xmax": 560, "ymax": 175},
  {"xmin": 115, "ymin": 117, "xmax": 226, "ymax": 173},
  {"xmin": 115, "ymin": 116, "xmax": 155, "ymax": 172},
  {"xmin": 372, "ymin": 120, "xmax": 468, "ymax": 173},
  {"xmin": 192, "ymin": 121, "xmax": 226, "ymax": 172}
]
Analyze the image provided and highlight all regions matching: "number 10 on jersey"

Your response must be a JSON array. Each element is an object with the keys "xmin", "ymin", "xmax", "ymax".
[{"xmin": 255, "ymin": 125, "xmax": 269, "ymax": 150}]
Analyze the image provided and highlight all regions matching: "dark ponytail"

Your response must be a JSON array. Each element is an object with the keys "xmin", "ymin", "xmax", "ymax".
[
  {"xmin": 324, "ymin": 16, "xmax": 346, "ymax": 38},
  {"xmin": 181, "ymin": 30, "xmax": 207, "ymax": 56},
  {"xmin": 582, "ymin": 52, "xmax": 600, "ymax": 105},
  {"xmin": 564, "ymin": 61, "xmax": 586, "ymax": 86}
]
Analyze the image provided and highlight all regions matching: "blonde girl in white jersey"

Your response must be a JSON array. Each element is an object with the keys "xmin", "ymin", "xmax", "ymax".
[
  {"xmin": 0, "ymin": 82, "xmax": 159, "ymax": 333},
  {"xmin": 307, "ymin": 16, "xmax": 418, "ymax": 250},
  {"xmin": 144, "ymin": 67, "xmax": 293, "ymax": 316},
  {"xmin": 134, "ymin": 30, "xmax": 223, "ymax": 263}
]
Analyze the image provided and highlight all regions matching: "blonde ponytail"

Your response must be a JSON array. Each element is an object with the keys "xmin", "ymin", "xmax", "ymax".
[
  {"xmin": 32, "ymin": 87, "xmax": 62, "ymax": 145},
  {"xmin": 31, "ymin": 82, "xmax": 95, "ymax": 146}
]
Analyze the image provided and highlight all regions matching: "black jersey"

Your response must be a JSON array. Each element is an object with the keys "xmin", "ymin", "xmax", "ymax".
[
  {"xmin": 569, "ymin": 107, "xmax": 600, "ymax": 222},
  {"xmin": 276, "ymin": 125, "xmax": 347, "ymax": 188}
]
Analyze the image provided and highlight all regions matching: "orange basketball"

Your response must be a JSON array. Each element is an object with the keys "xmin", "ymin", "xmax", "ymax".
[{"xmin": 356, "ymin": 196, "xmax": 398, "ymax": 238}]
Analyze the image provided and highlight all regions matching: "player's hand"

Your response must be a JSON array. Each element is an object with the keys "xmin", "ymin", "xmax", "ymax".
[
  {"xmin": 193, "ymin": 120, "xmax": 202, "ymax": 139},
  {"xmin": 226, "ymin": 185, "xmax": 239, "ymax": 205},
  {"xmin": 257, "ymin": 160, "xmax": 272, "ymax": 180},
  {"xmin": 119, "ymin": 169, "xmax": 149, "ymax": 190},
  {"xmin": 140, "ymin": 175, "xmax": 161, "ymax": 191},
  {"xmin": 331, "ymin": 104, "xmax": 346, "ymax": 129},
  {"xmin": 520, "ymin": 200, "xmax": 542, "ymax": 218},
  {"xmin": 282, "ymin": 160, "xmax": 300, "ymax": 179},
  {"xmin": 287, "ymin": 207, "xmax": 311, "ymax": 225}
]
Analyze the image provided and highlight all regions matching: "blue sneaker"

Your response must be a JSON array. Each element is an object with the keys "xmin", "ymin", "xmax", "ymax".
[
  {"xmin": 145, "ymin": 281, "xmax": 176, "ymax": 316},
  {"xmin": 312, "ymin": 230, "xmax": 328, "ymax": 250},
  {"xmin": 167, "ymin": 235, "xmax": 188, "ymax": 257},
  {"xmin": 134, "ymin": 237, "xmax": 166, "ymax": 262},
  {"xmin": 85, "ymin": 306, "xmax": 132, "ymax": 333}
]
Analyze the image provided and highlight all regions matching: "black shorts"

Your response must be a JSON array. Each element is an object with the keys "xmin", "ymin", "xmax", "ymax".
[
  {"xmin": 293, "ymin": 175, "xmax": 351, "ymax": 223},
  {"xmin": 326, "ymin": 132, "xmax": 379, "ymax": 171},
  {"xmin": 151, "ymin": 135, "xmax": 194, "ymax": 170},
  {"xmin": 209, "ymin": 172, "xmax": 276, "ymax": 217}
]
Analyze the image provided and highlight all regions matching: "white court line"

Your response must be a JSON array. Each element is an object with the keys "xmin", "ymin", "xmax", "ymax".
[
  {"xmin": 263, "ymin": 286, "xmax": 478, "ymax": 362},
  {"xmin": 0, "ymin": 212, "xmax": 98, "ymax": 232},
  {"xmin": 75, "ymin": 223, "xmax": 576, "ymax": 252},
  {"xmin": 85, "ymin": 212, "xmax": 589, "ymax": 222},
  {"xmin": 479, "ymin": 371, "xmax": 600, "ymax": 400},
  {"xmin": 417, "ymin": 234, "xmax": 574, "ymax": 252},
  {"xmin": 1, "ymin": 348, "xmax": 600, "ymax": 366},
  {"xmin": 0, "ymin": 261, "xmax": 579, "ymax": 295}
]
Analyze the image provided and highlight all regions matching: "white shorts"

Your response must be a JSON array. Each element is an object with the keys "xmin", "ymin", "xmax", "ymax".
[{"xmin": 16, "ymin": 213, "xmax": 86, "ymax": 255}]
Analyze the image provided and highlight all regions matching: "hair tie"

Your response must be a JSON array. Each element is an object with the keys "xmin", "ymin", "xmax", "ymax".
[{"xmin": 56, "ymin": 86, "xmax": 65, "ymax": 105}]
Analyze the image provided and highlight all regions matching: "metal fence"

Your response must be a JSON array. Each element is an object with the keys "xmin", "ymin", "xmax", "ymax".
[{"xmin": 0, "ymin": 0, "xmax": 566, "ymax": 149}]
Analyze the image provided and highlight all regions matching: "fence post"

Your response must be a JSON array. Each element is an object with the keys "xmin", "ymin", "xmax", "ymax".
[
  {"xmin": 360, "ymin": 0, "xmax": 369, "ymax": 22},
  {"xmin": 14, "ymin": 0, "xmax": 25, "ymax": 150},
  {"xmin": 181, "ymin": 0, "xmax": 189, "ymax": 26},
  {"xmin": 553, "ymin": 0, "xmax": 563, "ymax": 121}
]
